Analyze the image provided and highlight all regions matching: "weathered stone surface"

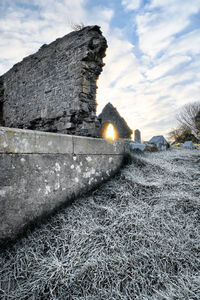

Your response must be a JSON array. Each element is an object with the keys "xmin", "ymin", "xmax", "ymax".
[
  {"xmin": 183, "ymin": 141, "xmax": 195, "ymax": 149},
  {"xmin": 98, "ymin": 103, "xmax": 133, "ymax": 139},
  {"xmin": 0, "ymin": 153, "xmax": 124, "ymax": 244},
  {"xmin": 0, "ymin": 127, "xmax": 128, "ymax": 244},
  {"xmin": 73, "ymin": 135, "xmax": 125, "ymax": 155},
  {"xmin": 0, "ymin": 26, "xmax": 107, "ymax": 137},
  {"xmin": 130, "ymin": 142, "xmax": 146, "ymax": 152},
  {"xmin": 0, "ymin": 126, "xmax": 125, "ymax": 155},
  {"xmin": 0, "ymin": 127, "xmax": 73, "ymax": 154},
  {"xmin": 134, "ymin": 129, "xmax": 141, "ymax": 143}
]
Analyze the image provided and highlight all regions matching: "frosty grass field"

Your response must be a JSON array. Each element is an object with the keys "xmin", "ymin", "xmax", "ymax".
[{"xmin": 0, "ymin": 148, "xmax": 199, "ymax": 299}]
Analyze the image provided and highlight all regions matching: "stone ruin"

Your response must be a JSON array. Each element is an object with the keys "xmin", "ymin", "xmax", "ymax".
[
  {"xmin": 148, "ymin": 135, "xmax": 169, "ymax": 151},
  {"xmin": 98, "ymin": 102, "xmax": 132, "ymax": 139},
  {"xmin": 134, "ymin": 129, "xmax": 141, "ymax": 143},
  {"xmin": 0, "ymin": 26, "xmax": 107, "ymax": 137}
]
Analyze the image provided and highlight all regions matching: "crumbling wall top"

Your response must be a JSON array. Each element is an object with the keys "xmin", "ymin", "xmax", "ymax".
[{"xmin": 1, "ymin": 26, "xmax": 107, "ymax": 137}]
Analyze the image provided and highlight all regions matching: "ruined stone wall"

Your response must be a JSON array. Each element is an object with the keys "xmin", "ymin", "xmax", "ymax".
[
  {"xmin": 0, "ymin": 26, "xmax": 107, "ymax": 137},
  {"xmin": 134, "ymin": 129, "xmax": 141, "ymax": 143},
  {"xmin": 98, "ymin": 103, "xmax": 133, "ymax": 139}
]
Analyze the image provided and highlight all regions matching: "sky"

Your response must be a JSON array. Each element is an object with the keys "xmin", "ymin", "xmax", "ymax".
[{"xmin": 0, "ymin": 0, "xmax": 200, "ymax": 140}]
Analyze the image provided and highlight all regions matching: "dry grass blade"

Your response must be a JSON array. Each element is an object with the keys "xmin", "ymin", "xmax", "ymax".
[{"xmin": 0, "ymin": 148, "xmax": 199, "ymax": 299}]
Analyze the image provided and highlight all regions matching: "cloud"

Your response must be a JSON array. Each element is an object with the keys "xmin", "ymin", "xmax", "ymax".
[
  {"xmin": 97, "ymin": 0, "xmax": 200, "ymax": 139},
  {"xmin": 84, "ymin": 5, "xmax": 114, "ymax": 36},
  {"xmin": 167, "ymin": 29, "xmax": 200, "ymax": 57},
  {"xmin": 121, "ymin": 0, "xmax": 141, "ymax": 11},
  {"xmin": 1, "ymin": 0, "xmax": 200, "ymax": 140},
  {"xmin": 0, "ymin": 0, "xmax": 113, "ymax": 75},
  {"xmin": 136, "ymin": 0, "xmax": 200, "ymax": 59},
  {"xmin": 96, "ymin": 29, "xmax": 145, "ymax": 116},
  {"xmin": 121, "ymin": 0, "xmax": 200, "ymax": 139},
  {"xmin": 145, "ymin": 55, "xmax": 192, "ymax": 81}
]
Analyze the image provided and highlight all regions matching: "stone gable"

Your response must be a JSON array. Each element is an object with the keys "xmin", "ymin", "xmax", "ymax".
[{"xmin": 98, "ymin": 102, "xmax": 133, "ymax": 139}]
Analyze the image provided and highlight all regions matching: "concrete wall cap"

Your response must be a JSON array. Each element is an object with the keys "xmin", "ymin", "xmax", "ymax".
[{"xmin": 0, "ymin": 127, "xmax": 127, "ymax": 155}]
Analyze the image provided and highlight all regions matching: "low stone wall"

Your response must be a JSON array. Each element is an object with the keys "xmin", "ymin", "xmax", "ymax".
[{"xmin": 0, "ymin": 127, "xmax": 129, "ymax": 245}]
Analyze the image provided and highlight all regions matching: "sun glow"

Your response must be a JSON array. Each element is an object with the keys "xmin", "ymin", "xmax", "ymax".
[{"xmin": 105, "ymin": 123, "xmax": 115, "ymax": 140}]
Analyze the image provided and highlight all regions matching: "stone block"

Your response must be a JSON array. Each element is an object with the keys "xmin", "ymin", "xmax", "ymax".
[
  {"xmin": 73, "ymin": 135, "xmax": 125, "ymax": 155},
  {"xmin": 0, "ymin": 127, "xmax": 73, "ymax": 154},
  {"xmin": 184, "ymin": 141, "xmax": 196, "ymax": 149}
]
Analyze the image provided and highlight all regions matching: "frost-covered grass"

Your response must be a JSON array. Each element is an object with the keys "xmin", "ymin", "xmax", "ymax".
[{"xmin": 0, "ymin": 148, "xmax": 200, "ymax": 299}]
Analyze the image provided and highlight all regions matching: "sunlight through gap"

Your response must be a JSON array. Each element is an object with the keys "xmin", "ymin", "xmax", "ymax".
[{"xmin": 105, "ymin": 123, "xmax": 115, "ymax": 140}]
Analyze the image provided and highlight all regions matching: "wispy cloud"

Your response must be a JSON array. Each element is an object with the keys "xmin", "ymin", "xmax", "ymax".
[
  {"xmin": 136, "ymin": 0, "xmax": 200, "ymax": 59},
  {"xmin": 98, "ymin": 0, "xmax": 200, "ymax": 139},
  {"xmin": 0, "ymin": 0, "xmax": 200, "ymax": 140},
  {"xmin": 121, "ymin": 0, "xmax": 141, "ymax": 11},
  {"xmin": 0, "ymin": 0, "xmax": 103, "ymax": 72}
]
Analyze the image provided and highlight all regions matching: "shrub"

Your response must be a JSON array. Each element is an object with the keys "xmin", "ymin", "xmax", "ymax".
[
  {"xmin": 175, "ymin": 129, "xmax": 199, "ymax": 143},
  {"xmin": 145, "ymin": 144, "xmax": 158, "ymax": 152},
  {"xmin": 71, "ymin": 22, "xmax": 85, "ymax": 31}
]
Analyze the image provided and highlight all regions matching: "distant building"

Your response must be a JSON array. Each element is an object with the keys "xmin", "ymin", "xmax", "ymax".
[
  {"xmin": 98, "ymin": 102, "xmax": 133, "ymax": 139},
  {"xmin": 184, "ymin": 141, "xmax": 195, "ymax": 149},
  {"xmin": 148, "ymin": 135, "xmax": 169, "ymax": 151},
  {"xmin": 134, "ymin": 129, "xmax": 141, "ymax": 143}
]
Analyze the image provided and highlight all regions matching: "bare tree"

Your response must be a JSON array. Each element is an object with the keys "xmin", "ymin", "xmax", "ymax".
[
  {"xmin": 195, "ymin": 110, "xmax": 200, "ymax": 139},
  {"xmin": 176, "ymin": 101, "xmax": 200, "ymax": 139},
  {"xmin": 168, "ymin": 127, "xmax": 183, "ymax": 141}
]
